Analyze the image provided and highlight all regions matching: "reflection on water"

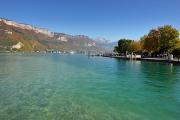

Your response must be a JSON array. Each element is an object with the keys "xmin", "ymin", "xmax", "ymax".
[
  {"xmin": 114, "ymin": 58, "xmax": 180, "ymax": 119},
  {"xmin": 0, "ymin": 53, "xmax": 180, "ymax": 120},
  {"xmin": 140, "ymin": 61, "xmax": 178, "ymax": 86}
]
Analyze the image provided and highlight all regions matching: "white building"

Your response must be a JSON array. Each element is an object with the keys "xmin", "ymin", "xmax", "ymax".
[{"xmin": 12, "ymin": 42, "xmax": 24, "ymax": 49}]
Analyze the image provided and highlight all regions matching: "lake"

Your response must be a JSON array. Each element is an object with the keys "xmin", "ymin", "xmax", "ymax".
[{"xmin": 0, "ymin": 53, "xmax": 180, "ymax": 120}]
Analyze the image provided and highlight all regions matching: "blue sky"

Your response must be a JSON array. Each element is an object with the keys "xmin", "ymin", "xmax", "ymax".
[{"xmin": 0, "ymin": 0, "xmax": 180, "ymax": 41}]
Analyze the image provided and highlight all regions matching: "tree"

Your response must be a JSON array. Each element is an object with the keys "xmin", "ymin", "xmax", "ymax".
[
  {"xmin": 172, "ymin": 48, "xmax": 180, "ymax": 61},
  {"xmin": 142, "ymin": 29, "xmax": 161, "ymax": 53},
  {"xmin": 114, "ymin": 39, "xmax": 142, "ymax": 54},
  {"xmin": 159, "ymin": 25, "xmax": 179, "ymax": 53},
  {"xmin": 114, "ymin": 39, "xmax": 132, "ymax": 54},
  {"xmin": 172, "ymin": 40, "xmax": 180, "ymax": 60},
  {"xmin": 129, "ymin": 41, "xmax": 142, "ymax": 53},
  {"xmin": 114, "ymin": 46, "xmax": 120, "ymax": 53},
  {"xmin": 114, "ymin": 25, "xmax": 180, "ymax": 57},
  {"xmin": 175, "ymin": 39, "xmax": 180, "ymax": 48}
]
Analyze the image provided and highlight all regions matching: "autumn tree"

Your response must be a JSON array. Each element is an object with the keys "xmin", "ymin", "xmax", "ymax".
[
  {"xmin": 141, "ymin": 25, "xmax": 179, "ymax": 54},
  {"xmin": 142, "ymin": 29, "xmax": 161, "ymax": 53},
  {"xmin": 114, "ymin": 25, "xmax": 180, "ymax": 56},
  {"xmin": 129, "ymin": 41, "xmax": 142, "ymax": 53}
]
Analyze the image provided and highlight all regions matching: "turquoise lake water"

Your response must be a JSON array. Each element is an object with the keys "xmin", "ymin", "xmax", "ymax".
[{"xmin": 0, "ymin": 53, "xmax": 180, "ymax": 120}]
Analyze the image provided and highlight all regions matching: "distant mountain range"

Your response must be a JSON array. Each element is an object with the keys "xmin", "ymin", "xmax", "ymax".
[{"xmin": 0, "ymin": 18, "xmax": 117, "ymax": 52}]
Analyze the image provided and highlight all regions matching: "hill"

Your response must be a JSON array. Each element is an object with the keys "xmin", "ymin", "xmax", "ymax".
[{"xmin": 0, "ymin": 18, "xmax": 115, "ymax": 52}]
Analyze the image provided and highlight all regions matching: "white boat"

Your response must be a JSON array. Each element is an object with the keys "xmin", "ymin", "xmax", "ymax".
[{"xmin": 70, "ymin": 51, "xmax": 75, "ymax": 54}]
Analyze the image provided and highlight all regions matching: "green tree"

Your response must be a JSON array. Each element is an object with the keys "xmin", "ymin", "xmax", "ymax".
[
  {"xmin": 114, "ymin": 39, "xmax": 132, "ymax": 54},
  {"xmin": 114, "ymin": 46, "xmax": 120, "ymax": 53},
  {"xmin": 176, "ymin": 39, "xmax": 180, "ymax": 48},
  {"xmin": 159, "ymin": 25, "xmax": 179, "ymax": 53},
  {"xmin": 172, "ymin": 39, "xmax": 180, "ymax": 60},
  {"xmin": 172, "ymin": 48, "xmax": 180, "ymax": 61}
]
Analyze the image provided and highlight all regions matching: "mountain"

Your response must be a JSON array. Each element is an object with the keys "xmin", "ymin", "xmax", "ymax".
[
  {"xmin": 0, "ymin": 18, "xmax": 114, "ymax": 52},
  {"xmin": 94, "ymin": 37, "xmax": 117, "ymax": 50}
]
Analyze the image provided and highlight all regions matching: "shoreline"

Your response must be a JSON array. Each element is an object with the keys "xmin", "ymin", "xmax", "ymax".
[
  {"xmin": 1, "ymin": 52, "xmax": 180, "ymax": 65},
  {"xmin": 105, "ymin": 56, "xmax": 180, "ymax": 65}
]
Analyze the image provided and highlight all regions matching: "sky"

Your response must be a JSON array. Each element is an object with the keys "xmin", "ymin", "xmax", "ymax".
[{"xmin": 0, "ymin": 0, "xmax": 180, "ymax": 41}]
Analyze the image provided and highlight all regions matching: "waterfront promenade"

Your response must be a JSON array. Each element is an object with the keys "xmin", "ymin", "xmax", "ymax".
[{"xmin": 106, "ymin": 55, "xmax": 180, "ymax": 64}]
